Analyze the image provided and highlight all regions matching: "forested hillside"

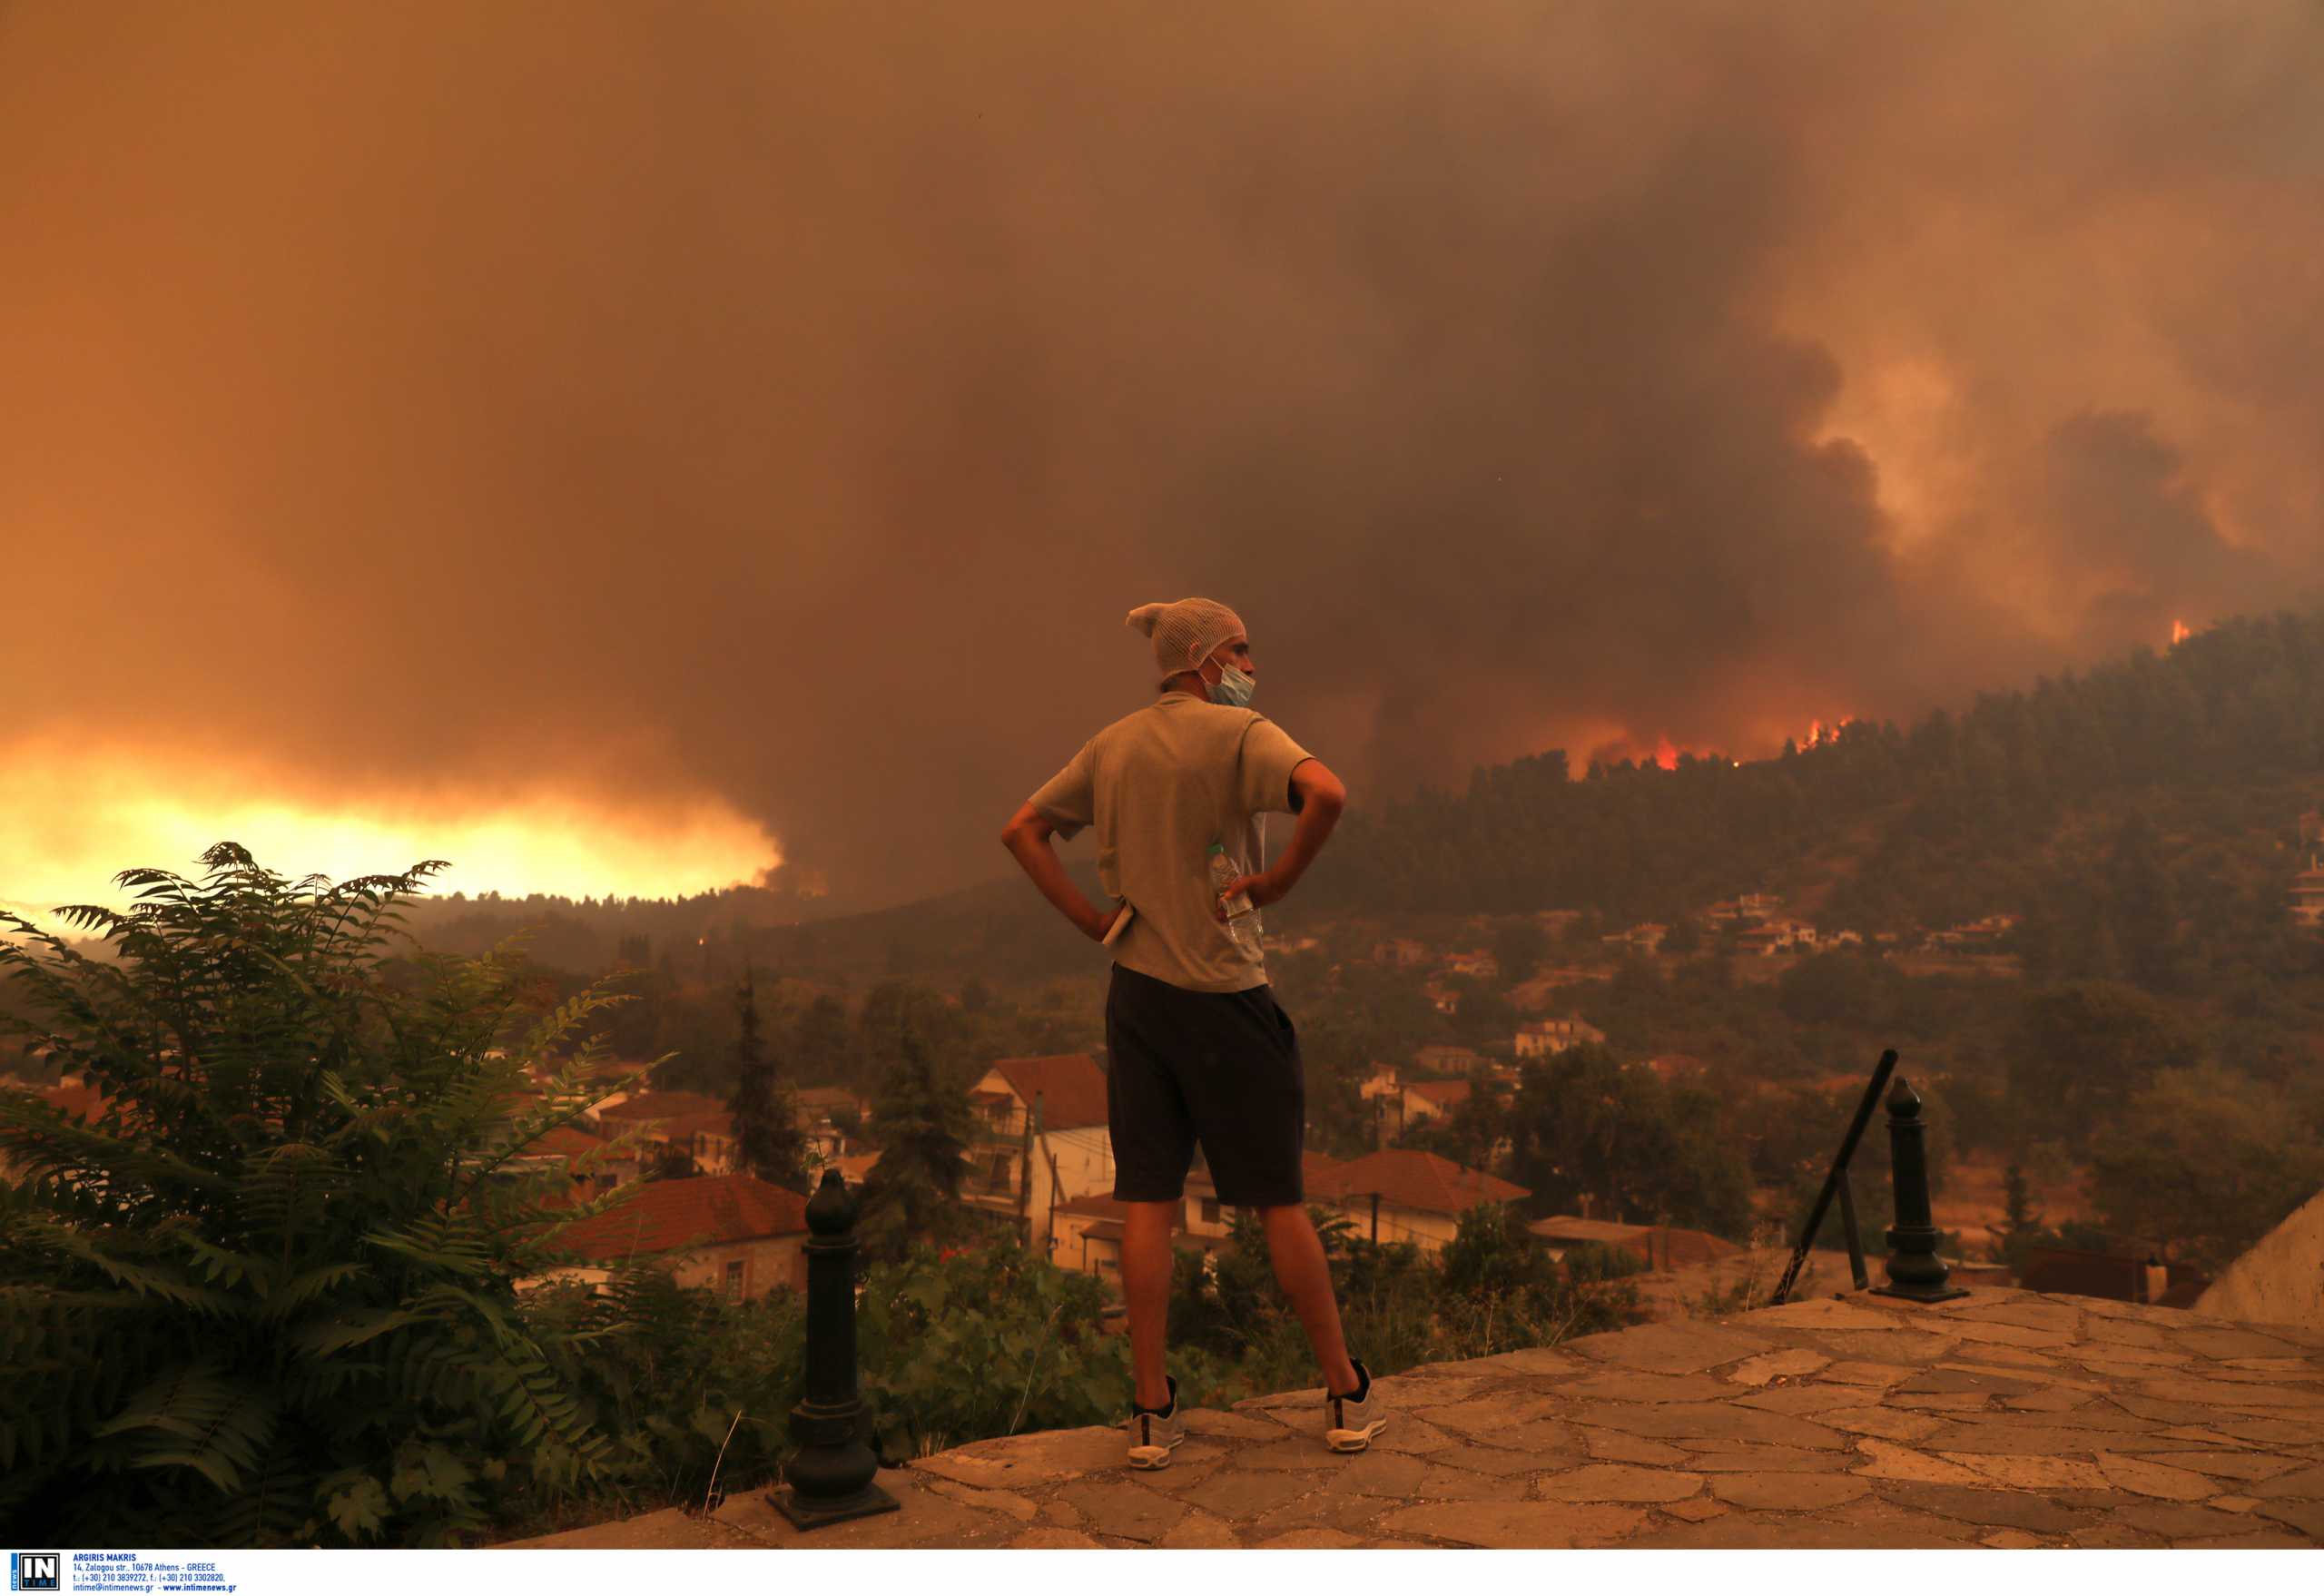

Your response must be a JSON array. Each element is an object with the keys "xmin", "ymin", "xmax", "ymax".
[{"xmin": 1304, "ymin": 609, "xmax": 2324, "ymax": 937}]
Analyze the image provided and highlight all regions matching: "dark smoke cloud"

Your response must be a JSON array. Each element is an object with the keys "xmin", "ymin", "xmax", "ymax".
[{"xmin": 3, "ymin": 2, "xmax": 2319, "ymax": 908}]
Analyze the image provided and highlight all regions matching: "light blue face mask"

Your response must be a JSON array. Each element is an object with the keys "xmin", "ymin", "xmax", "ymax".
[{"xmin": 1207, "ymin": 661, "xmax": 1256, "ymax": 708}]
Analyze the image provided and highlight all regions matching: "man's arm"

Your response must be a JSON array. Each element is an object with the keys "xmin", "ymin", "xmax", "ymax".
[
  {"xmin": 1219, "ymin": 758, "xmax": 1345, "ymax": 916},
  {"xmin": 1001, "ymin": 801, "xmax": 1114, "ymax": 941}
]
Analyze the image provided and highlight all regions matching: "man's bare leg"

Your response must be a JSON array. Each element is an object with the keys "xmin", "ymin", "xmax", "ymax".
[
  {"xmin": 1258, "ymin": 1203, "xmax": 1362, "ymax": 1395},
  {"xmin": 1122, "ymin": 1199, "xmax": 1179, "ymax": 1411}
]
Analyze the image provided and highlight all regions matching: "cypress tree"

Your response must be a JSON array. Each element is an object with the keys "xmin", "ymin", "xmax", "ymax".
[{"xmin": 726, "ymin": 964, "xmax": 811, "ymax": 1192}]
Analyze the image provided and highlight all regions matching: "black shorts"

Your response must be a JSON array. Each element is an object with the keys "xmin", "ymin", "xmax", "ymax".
[{"xmin": 1105, "ymin": 961, "xmax": 1305, "ymax": 1207}]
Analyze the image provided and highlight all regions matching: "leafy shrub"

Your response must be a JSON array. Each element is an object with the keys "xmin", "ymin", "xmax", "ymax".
[
  {"xmin": 0, "ymin": 845, "xmax": 655, "ymax": 1544},
  {"xmin": 516, "ymin": 1265, "xmax": 807, "ymax": 1525},
  {"xmin": 1167, "ymin": 1203, "xmax": 1648, "ymax": 1395},
  {"xmin": 856, "ymin": 1243, "xmax": 1144, "ymax": 1460},
  {"xmin": 1560, "ymin": 1239, "xmax": 1651, "ymax": 1282}
]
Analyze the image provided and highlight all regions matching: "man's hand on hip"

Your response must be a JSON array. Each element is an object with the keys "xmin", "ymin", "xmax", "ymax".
[{"xmin": 1215, "ymin": 871, "xmax": 1285, "ymax": 921}]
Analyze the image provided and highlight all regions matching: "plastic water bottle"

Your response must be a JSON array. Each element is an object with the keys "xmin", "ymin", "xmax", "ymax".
[{"xmin": 1207, "ymin": 841, "xmax": 1262, "ymax": 954}]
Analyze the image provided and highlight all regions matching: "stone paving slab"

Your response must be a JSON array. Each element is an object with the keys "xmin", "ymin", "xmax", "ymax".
[{"xmin": 502, "ymin": 1288, "xmax": 2324, "ymax": 1550}]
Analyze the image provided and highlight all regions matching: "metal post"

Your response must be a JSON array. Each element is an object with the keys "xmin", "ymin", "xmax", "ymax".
[
  {"xmin": 772, "ymin": 1169, "xmax": 900, "ymax": 1529},
  {"xmin": 1869, "ymin": 1078, "xmax": 1968, "ymax": 1305},
  {"xmin": 1837, "ymin": 1172, "xmax": 1869, "ymax": 1291},
  {"xmin": 1772, "ymin": 1049, "xmax": 1896, "ymax": 1305}
]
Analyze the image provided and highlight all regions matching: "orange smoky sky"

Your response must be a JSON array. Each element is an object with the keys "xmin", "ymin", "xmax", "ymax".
[{"xmin": 3, "ymin": 2, "xmax": 2319, "ymax": 918}]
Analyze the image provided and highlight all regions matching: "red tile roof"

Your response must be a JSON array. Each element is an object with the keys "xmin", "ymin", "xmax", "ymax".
[
  {"xmin": 520, "ymin": 1124, "xmax": 614, "ymax": 1159},
  {"xmin": 1528, "ymin": 1215, "xmax": 1739, "ymax": 1269},
  {"xmin": 1052, "ymin": 1193, "xmax": 1196, "ymax": 1229},
  {"xmin": 987, "ymin": 1054, "xmax": 1108, "ymax": 1129},
  {"xmin": 1655, "ymin": 1228, "xmax": 1741, "ymax": 1269},
  {"xmin": 38, "ymin": 1081, "xmax": 112, "ymax": 1120},
  {"xmin": 595, "ymin": 1090, "xmax": 729, "ymax": 1123},
  {"xmin": 553, "ymin": 1174, "xmax": 809, "ymax": 1263},
  {"xmin": 1310, "ymin": 1148, "xmax": 1529, "ymax": 1216}
]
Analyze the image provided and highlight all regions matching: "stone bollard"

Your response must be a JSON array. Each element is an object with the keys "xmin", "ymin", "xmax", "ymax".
[
  {"xmin": 1869, "ymin": 1078, "xmax": 1968, "ymax": 1305},
  {"xmin": 771, "ymin": 1169, "xmax": 900, "ymax": 1529}
]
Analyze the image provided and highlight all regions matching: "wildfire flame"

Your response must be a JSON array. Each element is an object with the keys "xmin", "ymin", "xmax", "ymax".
[
  {"xmin": 1802, "ymin": 716, "xmax": 1858, "ymax": 750},
  {"xmin": 1654, "ymin": 735, "xmax": 1680, "ymax": 772},
  {"xmin": 2171, "ymin": 619, "xmax": 2191, "ymax": 647}
]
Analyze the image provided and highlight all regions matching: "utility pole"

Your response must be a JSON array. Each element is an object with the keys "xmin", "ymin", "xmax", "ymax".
[{"xmin": 1017, "ymin": 1089, "xmax": 1037, "ymax": 1243}]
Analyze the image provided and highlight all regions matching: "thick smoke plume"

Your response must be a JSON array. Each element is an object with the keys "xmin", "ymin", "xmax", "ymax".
[{"xmin": 4, "ymin": 3, "xmax": 2318, "ymax": 909}]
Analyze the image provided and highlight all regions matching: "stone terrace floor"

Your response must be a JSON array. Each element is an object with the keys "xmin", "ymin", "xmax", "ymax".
[{"xmin": 503, "ymin": 1287, "xmax": 2324, "ymax": 1550}]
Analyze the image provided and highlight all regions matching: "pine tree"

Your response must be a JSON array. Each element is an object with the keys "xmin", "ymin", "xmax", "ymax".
[
  {"xmin": 726, "ymin": 965, "xmax": 811, "ymax": 1193},
  {"xmin": 857, "ymin": 1016, "xmax": 975, "ymax": 1261}
]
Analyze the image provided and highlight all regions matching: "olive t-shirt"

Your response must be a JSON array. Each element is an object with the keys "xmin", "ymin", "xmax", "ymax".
[{"xmin": 1026, "ymin": 690, "xmax": 1315, "ymax": 993}]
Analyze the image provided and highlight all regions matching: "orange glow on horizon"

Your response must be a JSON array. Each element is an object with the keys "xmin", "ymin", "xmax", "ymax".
[{"xmin": 0, "ymin": 741, "xmax": 781, "ymax": 936}]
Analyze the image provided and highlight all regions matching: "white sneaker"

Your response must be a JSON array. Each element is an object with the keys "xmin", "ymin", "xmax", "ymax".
[
  {"xmin": 1127, "ymin": 1375, "xmax": 1187, "ymax": 1470},
  {"xmin": 1324, "ymin": 1361, "xmax": 1386, "ymax": 1453}
]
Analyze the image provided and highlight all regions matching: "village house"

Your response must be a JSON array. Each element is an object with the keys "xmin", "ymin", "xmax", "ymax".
[
  {"xmin": 1370, "ymin": 937, "xmax": 1433, "ymax": 968},
  {"xmin": 588, "ymin": 1090, "xmax": 740, "ymax": 1176},
  {"xmin": 1401, "ymin": 1078, "xmax": 1474, "ymax": 1126},
  {"xmin": 1359, "ymin": 1069, "xmax": 1484, "ymax": 1145},
  {"xmin": 2290, "ymin": 854, "xmax": 2324, "ymax": 931},
  {"xmin": 1049, "ymin": 1192, "xmax": 1228, "ymax": 1284},
  {"xmin": 1513, "ymin": 1017, "xmax": 1606, "ymax": 1059},
  {"xmin": 1443, "ymin": 950, "xmax": 1500, "ymax": 980},
  {"xmin": 1306, "ymin": 1148, "xmax": 1530, "ymax": 1252},
  {"xmin": 1423, "ymin": 979, "xmax": 1461, "ymax": 1015},
  {"xmin": 963, "ymin": 1053, "xmax": 1114, "ymax": 1254},
  {"xmin": 529, "ymin": 1173, "xmax": 810, "ymax": 1302},
  {"xmin": 792, "ymin": 1084, "xmax": 868, "ymax": 1164},
  {"xmin": 1413, "ymin": 1044, "xmax": 1486, "ymax": 1077},
  {"xmin": 1706, "ymin": 892, "xmax": 1784, "ymax": 926},
  {"xmin": 1923, "ymin": 913, "xmax": 2020, "ymax": 952},
  {"xmin": 1600, "ymin": 922, "xmax": 1668, "ymax": 953}
]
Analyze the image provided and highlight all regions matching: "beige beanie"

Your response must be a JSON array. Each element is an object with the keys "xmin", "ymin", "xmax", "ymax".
[{"xmin": 1126, "ymin": 597, "xmax": 1246, "ymax": 689}]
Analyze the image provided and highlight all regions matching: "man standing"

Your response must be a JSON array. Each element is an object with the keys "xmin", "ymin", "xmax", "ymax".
[{"xmin": 1000, "ymin": 596, "xmax": 1383, "ymax": 1469}]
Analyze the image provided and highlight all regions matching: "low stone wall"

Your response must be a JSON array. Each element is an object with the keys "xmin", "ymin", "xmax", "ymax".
[{"xmin": 2199, "ymin": 1187, "xmax": 2324, "ymax": 1333}]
